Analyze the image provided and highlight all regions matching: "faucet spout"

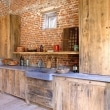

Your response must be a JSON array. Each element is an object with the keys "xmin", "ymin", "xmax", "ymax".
[{"xmin": 37, "ymin": 59, "xmax": 45, "ymax": 68}]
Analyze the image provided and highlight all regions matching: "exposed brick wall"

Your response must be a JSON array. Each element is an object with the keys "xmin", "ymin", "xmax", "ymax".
[
  {"xmin": 0, "ymin": 1, "xmax": 9, "ymax": 15},
  {"xmin": 0, "ymin": 0, "xmax": 79, "ymax": 69}
]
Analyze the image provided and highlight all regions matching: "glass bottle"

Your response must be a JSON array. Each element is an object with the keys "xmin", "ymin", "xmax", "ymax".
[
  {"xmin": 73, "ymin": 64, "xmax": 78, "ymax": 73},
  {"xmin": 40, "ymin": 45, "xmax": 43, "ymax": 52},
  {"xmin": 20, "ymin": 55, "xmax": 24, "ymax": 66},
  {"xmin": 25, "ymin": 58, "xmax": 29, "ymax": 66}
]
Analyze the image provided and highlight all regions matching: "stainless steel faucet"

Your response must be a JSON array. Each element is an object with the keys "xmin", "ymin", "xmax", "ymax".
[{"xmin": 37, "ymin": 59, "xmax": 45, "ymax": 68}]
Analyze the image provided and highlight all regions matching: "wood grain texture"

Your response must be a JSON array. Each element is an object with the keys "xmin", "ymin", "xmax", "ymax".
[
  {"xmin": 0, "ymin": 68, "xmax": 52, "ymax": 110},
  {"xmin": 79, "ymin": 0, "xmax": 110, "ymax": 75},
  {"xmin": 53, "ymin": 76, "xmax": 110, "ymax": 110},
  {"xmin": 26, "ymin": 78, "xmax": 53, "ymax": 109},
  {"xmin": 1, "ymin": 68, "xmax": 26, "ymax": 99},
  {"xmin": 0, "ymin": 14, "xmax": 20, "ymax": 59},
  {"xmin": 13, "ymin": 51, "xmax": 79, "ymax": 55}
]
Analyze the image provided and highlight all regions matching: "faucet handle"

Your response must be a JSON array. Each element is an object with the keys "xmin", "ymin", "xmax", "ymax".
[
  {"xmin": 37, "ymin": 59, "xmax": 45, "ymax": 68},
  {"xmin": 37, "ymin": 59, "xmax": 42, "ymax": 67}
]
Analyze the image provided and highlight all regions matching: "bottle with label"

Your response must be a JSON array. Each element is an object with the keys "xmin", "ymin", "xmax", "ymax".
[
  {"xmin": 73, "ymin": 64, "xmax": 78, "ymax": 73},
  {"xmin": 20, "ymin": 55, "xmax": 24, "ymax": 66},
  {"xmin": 40, "ymin": 45, "xmax": 43, "ymax": 52}
]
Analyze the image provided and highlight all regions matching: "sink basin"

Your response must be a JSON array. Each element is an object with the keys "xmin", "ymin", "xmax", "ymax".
[
  {"xmin": 25, "ymin": 68, "xmax": 56, "ymax": 81},
  {"xmin": 27, "ymin": 68, "xmax": 56, "ymax": 73}
]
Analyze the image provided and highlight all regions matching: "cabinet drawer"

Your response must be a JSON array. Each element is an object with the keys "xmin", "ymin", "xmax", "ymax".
[
  {"xmin": 28, "ymin": 85, "xmax": 53, "ymax": 99},
  {"xmin": 27, "ymin": 78, "xmax": 52, "ymax": 89},
  {"xmin": 28, "ymin": 93, "xmax": 53, "ymax": 108}
]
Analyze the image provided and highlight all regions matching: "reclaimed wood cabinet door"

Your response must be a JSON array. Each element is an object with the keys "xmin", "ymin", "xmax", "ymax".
[
  {"xmin": 79, "ymin": 0, "xmax": 110, "ymax": 75},
  {"xmin": 14, "ymin": 70, "xmax": 26, "ymax": 98},
  {"xmin": 2, "ymin": 69, "xmax": 26, "ymax": 99},
  {"xmin": 53, "ymin": 77, "xmax": 110, "ymax": 110},
  {"xmin": 0, "ymin": 14, "xmax": 20, "ymax": 59},
  {"xmin": 27, "ymin": 78, "xmax": 53, "ymax": 109},
  {"xmin": 2, "ymin": 69, "xmax": 15, "ymax": 95}
]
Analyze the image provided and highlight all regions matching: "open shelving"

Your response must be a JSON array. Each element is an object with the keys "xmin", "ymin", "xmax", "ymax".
[{"xmin": 13, "ymin": 51, "xmax": 79, "ymax": 55}]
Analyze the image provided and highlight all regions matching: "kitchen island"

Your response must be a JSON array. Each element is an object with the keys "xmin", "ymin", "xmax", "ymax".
[{"xmin": 0, "ymin": 65, "xmax": 110, "ymax": 110}]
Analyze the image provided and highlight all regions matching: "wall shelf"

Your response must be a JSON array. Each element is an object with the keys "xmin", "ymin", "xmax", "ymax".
[{"xmin": 13, "ymin": 51, "xmax": 79, "ymax": 55}]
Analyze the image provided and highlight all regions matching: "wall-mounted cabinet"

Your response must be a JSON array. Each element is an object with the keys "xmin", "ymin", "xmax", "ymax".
[{"xmin": 0, "ymin": 14, "xmax": 20, "ymax": 58}]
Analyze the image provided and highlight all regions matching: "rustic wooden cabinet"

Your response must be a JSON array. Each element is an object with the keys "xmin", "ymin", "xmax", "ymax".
[
  {"xmin": 53, "ymin": 76, "xmax": 110, "ymax": 110},
  {"xmin": 1, "ymin": 68, "xmax": 26, "ymax": 99},
  {"xmin": 0, "ymin": 14, "xmax": 20, "ymax": 58},
  {"xmin": 79, "ymin": 0, "xmax": 110, "ymax": 75},
  {"xmin": 26, "ymin": 78, "xmax": 53, "ymax": 109}
]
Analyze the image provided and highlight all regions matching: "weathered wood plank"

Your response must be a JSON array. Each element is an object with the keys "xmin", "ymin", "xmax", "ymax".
[
  {"xmin": 28, "ymin": 85, "xmax": 53, "ymax": 99},
  {"xmin": 27, "ymin": 78, "xmax": 53, "ymax": 109},
  {"xmin": 29, "ymin": 93, "xmax": 53, "ymax": 108},
  {"xmin": 19, "ymin": 71, "xmax": 26, "ymax": 98},
  {"xmin": 27, "ymin": 78, "xmax": 52, "ymax": 89},
  {"xmin": 14, "ymin": 70, "xmax": 20, "ymax": 97},
  {"xmin": 79, "ymin": 0, "xmax": 110, "ymax": 75},
  {"xmin": 1, "ymin": 69, "xmax": 26, "ymax": 99},
  {"xmin": 0, "ymin": 15, "xmax": 20, "ymax": 58},
  {"xmin": 79, "ymin": 0, "xmax": 90, "ymax": 73},
  {"xmin": 53, "ymin": 76, "xmax": 110, "ymax": 110}
]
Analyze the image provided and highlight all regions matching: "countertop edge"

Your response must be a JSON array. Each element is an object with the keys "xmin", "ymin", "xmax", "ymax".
[
  {"xmin": 0, "ymin": 65, "xmax": 110, "ymax": 82},
  {"xmin": 53, "ymin": 73, "xmax": 110, "ymax": 83}
]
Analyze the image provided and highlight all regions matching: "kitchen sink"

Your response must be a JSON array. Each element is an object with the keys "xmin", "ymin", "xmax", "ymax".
[{"xmin": 25, "ymin": 68, "xmax": 56, "ymax": 81}]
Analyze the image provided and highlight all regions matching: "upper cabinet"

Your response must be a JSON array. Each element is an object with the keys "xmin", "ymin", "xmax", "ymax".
[
  {"xmin": 79, "ymin": 0, "xmax": 110, "ymax": 75},
  {"xmin": 0, "ymin": 14, "xmax": 20, "ymax": 58}
]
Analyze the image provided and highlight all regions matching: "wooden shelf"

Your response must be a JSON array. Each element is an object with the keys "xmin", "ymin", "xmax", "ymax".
[{"xmin": 13, "ymin": 51, "xmax": 79, "ymax": 55}]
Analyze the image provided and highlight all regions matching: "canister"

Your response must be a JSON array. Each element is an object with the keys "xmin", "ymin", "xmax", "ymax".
[{"xmin": 54, "ymin": 45, "xmax": 59, "ymax": 52}]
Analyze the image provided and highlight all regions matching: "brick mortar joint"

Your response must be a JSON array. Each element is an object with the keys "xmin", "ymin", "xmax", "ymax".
[{"xmin": 9, "ymin": 0, "xmax": 77, "ymax": 14}]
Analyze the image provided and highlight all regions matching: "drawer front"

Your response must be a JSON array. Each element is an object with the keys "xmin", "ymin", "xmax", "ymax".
[
  {"xmin": 28, "ymin": 85, "xmax": 53, "ymax": 99},
  {"xmin": 28, "ymin": 93, "xmax": 53, "ymax": 108},
  {"xmin": 27, "ymin": 78, "xmax": 52, "ymax": 89}
]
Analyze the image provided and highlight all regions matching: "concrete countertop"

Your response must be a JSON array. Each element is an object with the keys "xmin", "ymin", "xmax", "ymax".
[
  {"xmin": 54, "ymin": 72, "xmax": 110, "ymax": 83},
  {"xmin": 0, "ymin": 65, "xmax": 110, "ymax": 82},
  {"xmin": 0, "ymin": 65, "xmax": 37, "ymax": 71}
]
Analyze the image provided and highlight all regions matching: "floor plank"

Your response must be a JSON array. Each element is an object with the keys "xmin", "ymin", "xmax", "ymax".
[{"xmin": 0, "ymin": 93, "xmax": 47, "ymax": 110}]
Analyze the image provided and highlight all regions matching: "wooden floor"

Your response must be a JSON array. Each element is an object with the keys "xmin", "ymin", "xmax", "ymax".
[{"xmin": 0, "ymin": 93, "xmax": 47, "ymax": 110}]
